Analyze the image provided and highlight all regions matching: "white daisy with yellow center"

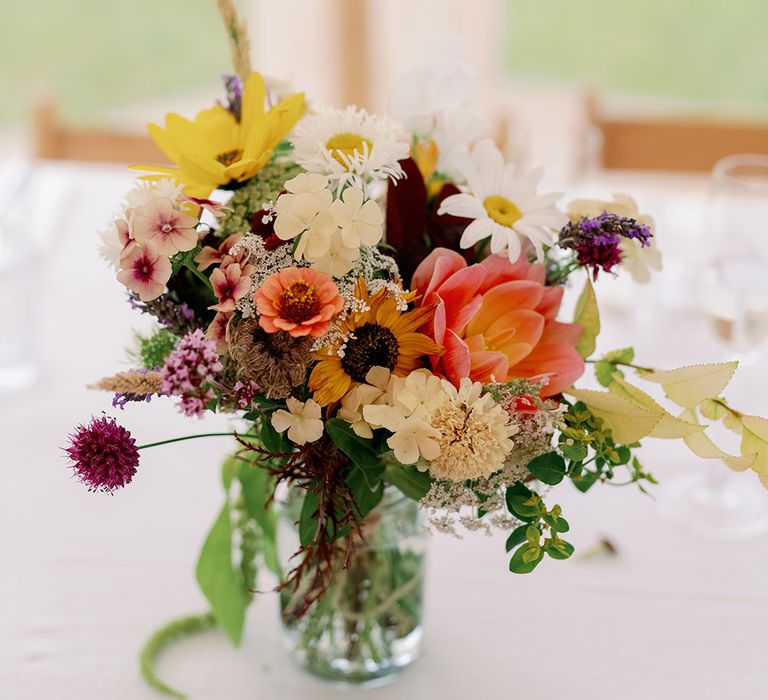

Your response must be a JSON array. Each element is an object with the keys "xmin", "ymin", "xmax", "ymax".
[
  {"xmin": 438, "ymin": 139, "xmax": 566, "ymax": 262},
  {"xmin": 290, "ymin": 106, "xmax": 409, "ymax": 192}
]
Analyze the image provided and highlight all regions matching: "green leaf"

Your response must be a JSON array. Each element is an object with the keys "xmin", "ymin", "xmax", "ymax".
[
  {"xmin": 573, "ymin": 277, "xmax": 600, "ymax": 359},
  {"xmin": 299, "ymin": 491, "xmax": 319, "ymax": 546},
  {"xmin": 383, "ymin": 463, "xmax": 433, "ymax": 501},
  {"xmin": 526, "ymin": 525, "xmax": 541, "ymax": 545},
  {"xmin": 543, "ymin": 513, "xmax": 570, "ymax": 533},
  {"xmin": 505, "ymin": 525, "xmax": 529, "ymax": 552},
  {"xmin": 572, "ymin": 469, "xmax": 600, "ymax": 493},
  {"xmin": 505, "ymin": 481, "xmax": 534, "ymax": 519},
  {"xmin": 603, "ymin": 347, "xmax": 635, "ymax": 364},
  {"xmin": 595, "ymin": 360, "xmax": 620, "ymax": 387},
  {"xmin": 509, "ymin": 543, "xmax": 545, "ymax": 573},
  {"xmin": 527, "ymin": 452, "xmax": 566, "ymax": 485},
  {"xmin": 260, "ymin": 417, "xmax": 286, "ymax": 454},
  {"xmin": 326, "ymin": 419, "xmax": 383, "ymax": 478},
  {"xmin": 546, "ymin": 539, "xmax": 575, "ymax": 560},
  {"xmin": 561, "ymin": 442, "xmax": 588, "ymax": 462},
  {"xmin": 195, "ymin": 502, "xmax": 249, "ymax": 646},
  {"xmin": 507, "ymin": 495, "xmax": 540, "ymax": 519},
  {"xmin": 238, "ymin": 463, "xmax": 281, "ymax": 577},
  {"xmin": 346, "ymin": 466, "xmax": 384, "ymax": 519}
]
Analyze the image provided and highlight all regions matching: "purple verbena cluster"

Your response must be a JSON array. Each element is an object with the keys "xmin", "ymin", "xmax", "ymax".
[
  {"xmin": 64, "ymin": 415, "xmax": 139, "ymax": 493},
  {"xmin": 161, "ymin": 329, "xmax": 223, "ymax": 418},
  {"xmin": 558, "ymin": 211, "xmax": 652, "ymax": 279},
  {"xmin": 127, "ymin": 294, "xmax": 197, "ymax": 336}
]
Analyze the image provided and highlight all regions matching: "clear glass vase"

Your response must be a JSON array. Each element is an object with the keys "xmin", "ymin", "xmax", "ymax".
[{"xmin": 279, "ymin": 487, "xmax": 426, "ymax": 686}]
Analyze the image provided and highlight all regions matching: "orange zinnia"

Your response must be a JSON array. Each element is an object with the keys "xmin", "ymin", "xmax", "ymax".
[
  {"xmin": 254, "ymin": 267, "xmax": 344, "ymax": 338},
  {"xmin": 309, "ymin": 280, "xmax": 442, "ymax": 406}
]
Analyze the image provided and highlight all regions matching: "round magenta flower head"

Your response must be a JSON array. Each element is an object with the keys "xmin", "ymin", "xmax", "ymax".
[{"xmin": 64, "ymin": 415, "xmax": 139, "ymax": 493}]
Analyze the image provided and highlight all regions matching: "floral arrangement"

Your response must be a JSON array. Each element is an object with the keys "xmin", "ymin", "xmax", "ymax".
[{"xmin": 64, "ymin": 3, "xmax": 768, "ymax": 695}]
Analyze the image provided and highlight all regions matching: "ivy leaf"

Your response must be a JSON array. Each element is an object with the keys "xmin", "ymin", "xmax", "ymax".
[
  {"xmin": 509, "ymin": 543, "xmax": 545, "ymax": 573},
  {"xmin": 238, "ymin": 463, "xmax": 281, "ymax": 577},
  {"xmin": 561, "ymin": 442, "xmax": 588, "ymax": 462},
  {"xmin": 195, "ymin": 501, "xmax": 249, "ymax": 646},
  {"xmin": 526, "ymin": 452, "xmax": 566, "ymax": 485},
  {"xmin": 573, "ymin": 277, "xmax": 600, "ymax": 359},
  {"xmin": 639, "ymin": 361, "xmax": 738, "ymax": 408}
]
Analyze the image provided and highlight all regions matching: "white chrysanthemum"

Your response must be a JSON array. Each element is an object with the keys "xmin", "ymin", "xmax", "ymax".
[
  {"xmin": 438, "ymin": 139, "xmax": 566, "ymax": 263},
  {"xmin": 271, "ymin": 397, "xmax": 324, "ymax": 445},
  {"xmin": 568, "ymin": 193, "xmax": 662, "ymax": 283},
  {"xmin": 330, "ymin": 186, "xmax": 384, "ymax": 249},
  {"xmin": 291, "ymin": 106, "xmax": 409, "ymax": 192}
]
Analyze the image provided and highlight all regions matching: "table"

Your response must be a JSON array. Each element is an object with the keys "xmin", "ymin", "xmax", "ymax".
[{"xmin": 2, "ymin": 163, "xmax": 767, "ymax": 700}]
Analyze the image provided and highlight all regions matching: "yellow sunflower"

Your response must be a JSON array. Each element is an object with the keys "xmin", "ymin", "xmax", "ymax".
[
  {"xmin": 309, "ymin": 280, "xmax": 443, "ymax": 406},
  {"xmin": 135, "ymin": 72, "xmax": 305, "ymax": 198}
]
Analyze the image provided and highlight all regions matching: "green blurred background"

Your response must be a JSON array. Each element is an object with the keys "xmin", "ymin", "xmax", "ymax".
[{"xmin": 2, "ymin": 0, "xmax": 767, "ymax": 126}]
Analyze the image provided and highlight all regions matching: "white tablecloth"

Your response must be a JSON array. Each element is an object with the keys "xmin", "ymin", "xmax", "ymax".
[{"xmin": 2, "ymin": 163, "xmax": 767, "ymax": 700}]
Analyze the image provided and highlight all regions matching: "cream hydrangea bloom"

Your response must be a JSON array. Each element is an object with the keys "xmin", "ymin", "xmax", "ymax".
[
  {"xmin": 271, "ymin": 397, "xmax": 324, "ymax": 445},
  {"xmin": 567, "ymin": 193, "xmax": 662, "ymax": 284}
]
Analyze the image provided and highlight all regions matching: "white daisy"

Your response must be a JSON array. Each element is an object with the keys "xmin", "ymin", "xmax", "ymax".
[
  {"xmin": 290, "ymin": 106, "xmax": 409, "ymax": 192},
  {"xmin": 438, "ymin": 139, "xmax": 566, "ymax": 262},
  {"xmin": 431, "ymin": 105, "xmax": 488, "ymax": 183},
  {"xmin": 330, "ymin": 186, "xmax": 384, "ymax": 249}
]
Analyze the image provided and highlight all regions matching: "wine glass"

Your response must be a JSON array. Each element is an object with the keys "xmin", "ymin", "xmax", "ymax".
[{"xmin": 659, "ymin": 154, "xmax": 768, "ymax": 540}]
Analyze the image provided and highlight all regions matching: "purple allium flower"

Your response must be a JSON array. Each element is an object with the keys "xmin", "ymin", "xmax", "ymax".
[
  {"xmin": 558, "ymin": 211, "xmax": 653, "ymax": 279},
  {"xmin": 64, "ymin": 416, "xmax": 139, "ymax": 493},
  {"xmin": 162, "ymin": 329, "xmax": 223, "ymax": 418}
]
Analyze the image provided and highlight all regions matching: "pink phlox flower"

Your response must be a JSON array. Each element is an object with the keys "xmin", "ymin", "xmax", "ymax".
[{"xmin": 132, "ymin": 197, "xmax": 200, "ymax": 256}]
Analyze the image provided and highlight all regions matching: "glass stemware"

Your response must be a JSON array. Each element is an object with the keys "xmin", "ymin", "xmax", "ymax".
[{"xmin": 660, "ymin": 154, "xmax": 768, "ymax": 540}]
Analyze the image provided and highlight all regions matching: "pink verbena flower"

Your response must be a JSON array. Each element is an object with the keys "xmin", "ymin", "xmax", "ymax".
[
  {"xmin": 161, "ymin": 329, "xmax": 223, "ymax": 417},
  {"xmin": 64, "ymin": 415, "xmax": 139, "ymax": 493}
]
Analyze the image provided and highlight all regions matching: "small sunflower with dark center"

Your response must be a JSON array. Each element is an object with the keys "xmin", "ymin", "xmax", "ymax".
[{"xmin": 309, "ymin": 280, "xmax": 442, "ymax": 406}]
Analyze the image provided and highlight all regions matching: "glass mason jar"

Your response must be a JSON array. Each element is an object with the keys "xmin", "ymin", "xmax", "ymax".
[{"xmin": 279, "ymin": 486, "xmax": 426, "ymax": 685}]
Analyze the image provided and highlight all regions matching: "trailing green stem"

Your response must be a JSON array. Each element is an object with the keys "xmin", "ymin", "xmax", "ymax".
[
  {"xmin": 139, "ymin": 611, "xmax": 217, "ymax": 699},
  {"xmin": 137, "ymin": 432, "xmax": 257, "ymax": 451}
]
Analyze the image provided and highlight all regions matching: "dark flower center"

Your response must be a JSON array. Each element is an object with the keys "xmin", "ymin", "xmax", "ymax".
[
  {"xmin": 217, "ymin": 149, "xmax": 243, "ymax": 166},
  {"xmin": 278, "ymin": 281, "xmax": 323, "ymax": 324},
  {"xmin": 341, "ymin": 323, "xmax": 400, "ymax": 382}
]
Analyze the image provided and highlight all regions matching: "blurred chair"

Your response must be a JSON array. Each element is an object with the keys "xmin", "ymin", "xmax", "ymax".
[
  {"xmin": 34, "ymin": 101, "xmax": 170, "ymax": 164},
  {"xmin": 584, "ymin": 91, "xmax": 768, "ymax": 172}
]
